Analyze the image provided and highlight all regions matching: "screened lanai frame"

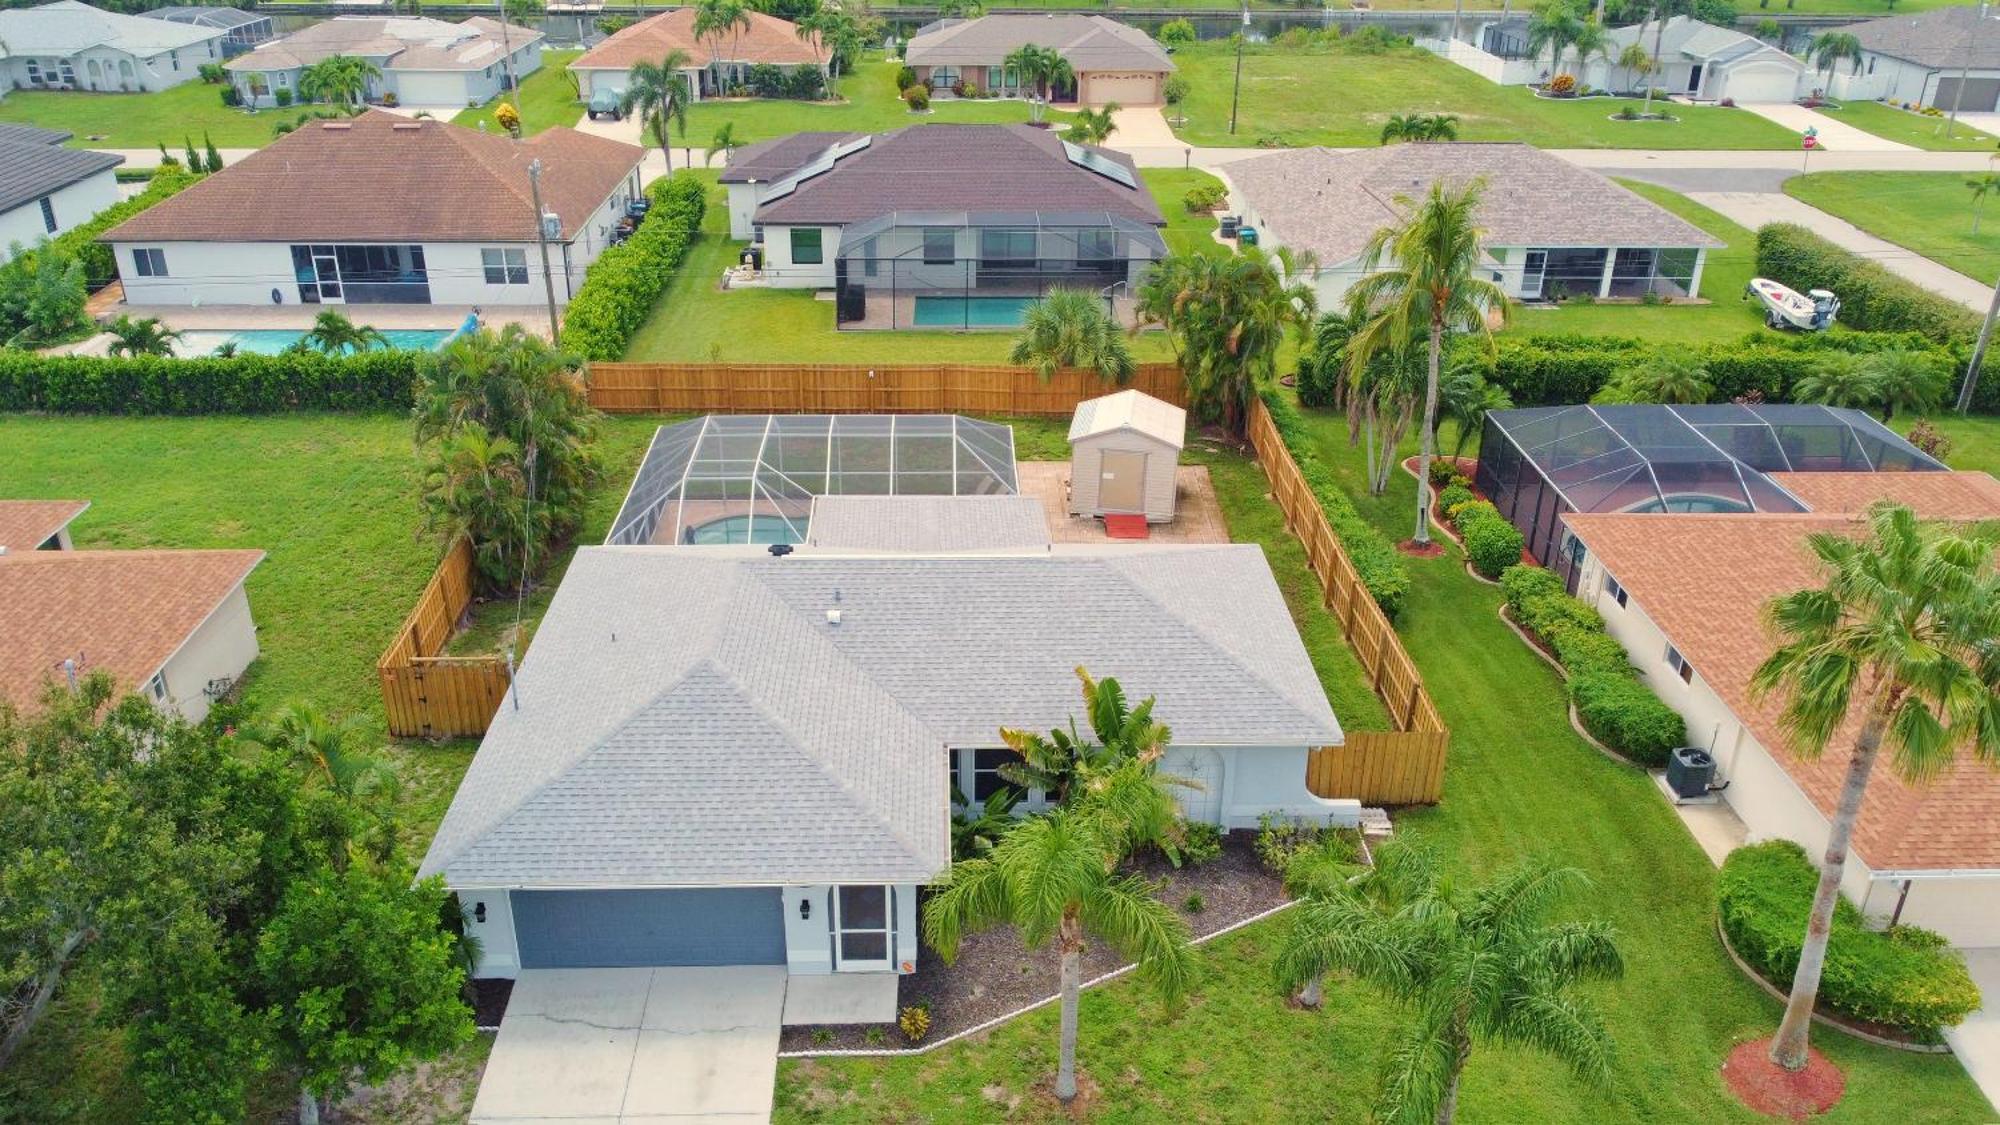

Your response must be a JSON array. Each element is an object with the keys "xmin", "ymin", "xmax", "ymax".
[
  {"xmin": 1474, "ymin": 404, "xmax": 1948, "ymax": 589},
  {"xmin": 606, "ymin": 414, "xmax": 1020, "ymax": 547}
]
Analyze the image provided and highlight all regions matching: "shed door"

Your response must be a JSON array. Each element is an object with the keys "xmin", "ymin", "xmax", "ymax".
[
  {"xmin": 1098, "ymin": 449, "xmax": 1147, "ymax": 513},
  {"xmin": 1935, "ymin": 77, "xmax": 2000, "ymax": 112},
  {"xmin": 513, "ymin": 888, "xmax": 786, "ymax": 968}
]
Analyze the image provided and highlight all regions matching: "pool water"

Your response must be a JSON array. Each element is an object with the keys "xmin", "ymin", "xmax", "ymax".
[
  {"xmin": 911, "ymin": 296, "xmax": 1037, "ymax": 328},
  {"xmin": 173, "ymin": 328, "xmax": 457, "ymax": 357}
]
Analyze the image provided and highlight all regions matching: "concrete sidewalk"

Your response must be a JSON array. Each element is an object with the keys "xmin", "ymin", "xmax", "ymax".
[
  {"xmin": 1686, "ymin": 191, "xmax": 1994, "ymax": 312},
  {"xmin": 1736, "ymin": 103, "xmax": 1915, "ymax": 153}
]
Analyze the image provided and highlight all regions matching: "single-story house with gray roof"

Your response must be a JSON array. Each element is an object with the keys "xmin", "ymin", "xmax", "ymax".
[
  {"xmin": 420, "ymin": 539, "xmax": 1355, "ymax": 981},
  {"xmin": 0, "ymin": 0, "xmax": 227, "ymax": 93},
  {"xmin": 0, "ymin": 126, "xmax": 121, "ymax": 265},
  {"xmin": 904, "ymin": 13, "xmax": 1175, "ymax": 106},
  {"xmin": 1221, "ymin": 142, "xmax": 1723, "ymax": 306},
  {"xmin": 1831, "ymin": 7, "xmax": 2000, "ymax": 112}
]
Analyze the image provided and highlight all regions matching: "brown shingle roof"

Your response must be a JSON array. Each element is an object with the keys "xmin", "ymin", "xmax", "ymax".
[
  {"xmin": 1772, "ymin": 470, "xmax": 2000, "ymax": 519},
  {"xmin": 1562, "ymin": 509, "xmax": 2000, "ymax": 871},
  {"xmin": 0, "ymin": 549, "xmax": 263, "ymax": 713},
  {"xmin": 103, "ymin": 110, "xmax": 642, "ymax": 244},
  {"xmin": 0, "ymin": 500, "xmax": 88, "ymax": 551},
  {"xmin": 570, "ymin": 8, "xmax": 819, "ymax": 72},
  {"xmin": 718, "ymin": 131, "xmax": 863, "ymax": 184}
]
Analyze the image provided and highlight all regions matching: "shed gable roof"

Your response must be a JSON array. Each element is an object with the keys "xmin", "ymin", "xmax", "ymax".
[{"xmin": 1070, "ymin": 389, "xmax": 1187, "ymax": 450}]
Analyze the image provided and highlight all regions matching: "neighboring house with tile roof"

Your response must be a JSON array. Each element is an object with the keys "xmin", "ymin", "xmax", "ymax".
[
  {"xmin": 225, "ymin": 15, "xmax": 543, "ymax": 110},
  {"xmin": 1833, "ymin": 7, "xmax": 2000, "ymax": 112},
  {"xmin": 1558, "ymin": 472, "xmax": 2000, "ymax": 948},
  {"xmin": 568, "ymin": 7, "xmax": 821, "ymax": 103},
  {"xmin": 0, "ymin": 0, "xmax": 227, "ymax": 93},
  {"xmin": 905, "ymin": 14, "xmax": 1175, "ymax": 106},
  {"xmin": 103, "ymin": 110, "xmax": 644, "ymax": 308},
  {"xmin": 719, "ymin": 124, "xmax": 1166, "ymax": 329},
  {"xmin": 1222, "ymin": 143, "xmax": 1724, "ymax": 307},
  {"xmin": 421, "ymin": 509, "xmax": 1355, "ymax": 978},
  {"xmin": 0, "ymin": 126, "xmax": 121, "ymax": 265},
  {"xmin": 0, "ymin": 500, "xmax": 262, "ymax": 724}
]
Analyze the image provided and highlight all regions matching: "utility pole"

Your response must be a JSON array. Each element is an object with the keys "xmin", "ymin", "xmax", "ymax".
[
  {"xmin": 527, "ymin": 158, "xmax": 561, "ymax": 341},
  {"xmin": 1229, "ymin": 4, "xmax": 1248, "ymax": 135},
  {"xmin": 1957, "ymin": 271, "xmax": 2000, "ymax": 413},
  {"xmin": 1944, "ymin": 1, "xmax": 1989, "ymax": 141}
]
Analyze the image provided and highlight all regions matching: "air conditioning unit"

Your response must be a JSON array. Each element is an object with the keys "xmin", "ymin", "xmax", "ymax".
[{"xmin": 1666, "ymin": 747, "xmax": 1714, "ymax": 799}]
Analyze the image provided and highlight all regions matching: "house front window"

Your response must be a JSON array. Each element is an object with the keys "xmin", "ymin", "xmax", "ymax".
[
  {"xmin": 790, "ymin": 227, "xmax": 824, "ymax": 265},
  {"xmin": 38, "ymin": 196, "xmax": 56, "ymax": 234},
  {"xmin": 968, "ymin": 747, "xmax": 1021, "ymax": 802},
  {"xmin": 132, "ymin": 247, "xmax": 168, "ymax": 277},
  {"xmin": 921, "ymin": 227, "xmax": 954, "ymax": 265},
  {"xmin": 148, "ymin": 671, "xmax": 167, "ymax": 701},
  {"xmin": 482, "ymin": 247, "xmax": 529, "ymax": 285}
]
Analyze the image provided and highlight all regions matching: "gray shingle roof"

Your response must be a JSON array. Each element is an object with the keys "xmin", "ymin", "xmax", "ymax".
[
  {"xmin": 805, "ymin": 495, "xmax": 1051, "ymax": 552},
  {"xmin": 1225, "ymin": 143, "xmax": 1723, "ymax": 266},
  {"xmin": 906, "ymin": 14, "xmax": 1174, "ymax": 74},
  {"xmin": 752, "ymin": 124, "xmax": 1162, "ymax": 227},
  {"xmin": 420, "ymin": 543, "xmax": 1343, "ymax": 889},
  {"xmin": 0, "ymin": 141, "xmax": 121, "ymax": 217},
  {"xmin": 718, "ymin": 131, "xmax": 864, "ymax": 184},
  {"xmin": 1849, "ymin": 7, "xmax": 2000, "ymax": 70},
  {"xmin": 0, "ymin": 124, "xmax": 73, "ymax": 146},
  {"xmin": 0, "ymin": 0, "xmax": 223, "ymax": 56},
  {"xmin": 1603, "ymin": 16, "xmax": 1801, "ymax": 69}
]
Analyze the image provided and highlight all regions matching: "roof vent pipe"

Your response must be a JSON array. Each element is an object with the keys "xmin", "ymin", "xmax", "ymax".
[
  {"xmin": 826, "ymin": 608, "xmax": 842, "ymax": 626},
  {"xmin": 768, "ymin": 543, "xmax": 794, "ymax": 558}
]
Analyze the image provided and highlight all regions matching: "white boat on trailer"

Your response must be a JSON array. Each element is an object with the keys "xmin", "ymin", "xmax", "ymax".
[{"xmin": 1747, "ymin": 277, "xmax": 1840, "ymax": 331}]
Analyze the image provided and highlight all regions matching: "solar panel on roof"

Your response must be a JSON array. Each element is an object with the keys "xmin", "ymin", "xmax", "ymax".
[{"xmin": 1061, "ymin": 140, "xmax": 1137, "ymax": 189}]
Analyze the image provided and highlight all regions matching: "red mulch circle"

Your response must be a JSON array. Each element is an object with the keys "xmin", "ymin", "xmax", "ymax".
[
  {"xmin": 1397, "ymin": 540, "xmax": 1447, "ymax": 558},
  {"xmin": 1721, "ymin": 1037, "xmax": 1846, "ymax": 1120}
]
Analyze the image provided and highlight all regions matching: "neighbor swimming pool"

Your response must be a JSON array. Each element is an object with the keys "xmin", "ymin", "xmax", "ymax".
[
  {"xmin": 910, "ymin": 296, "xmax": 1037, "ymax": 328},
  {"xmin": 173, "ymin": 328, "xmax": 458, "ymax": 357}
]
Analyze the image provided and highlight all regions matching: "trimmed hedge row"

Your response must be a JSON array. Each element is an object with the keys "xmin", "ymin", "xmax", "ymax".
[
  {"xmin": 55, "ymin": 170, "xmax": 203, "ymax": 287},
  {"xmin": 1719, "ymin": 840, "xmax": 1980, "ymax": 1037},
  {"xmin": 1755, "ymin": 223, "xmax": 1981, "ymax": 344},
  {"xmin": 0, "ymin": 350, "xmax": 422, "ymax": 414},
  {"xmin": 1260, "ymin": 389, "xmax": 1411, "ymax": 619},
  {"xmin": 1500, "ymin": 565, "xmax": 1686, "ymax": 766},
  {"xmin": 558, "ymin": 174, "xmax": 707, "ymax": 362},
  {"xmin": 1443, "ymin": 497, "xmax": 1524, "ymax": 580}
]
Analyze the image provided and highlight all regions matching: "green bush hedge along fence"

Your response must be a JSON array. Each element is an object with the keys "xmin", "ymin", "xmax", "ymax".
[
  {"xmin": 0, "ymin": 350, "xmax": 420, "ymax": 414},
  {"xmin": 1499, "ymin": 565, "xmax": 1686, "ymax": 767},
  {"xmin": 1755, "ymin": 224, "xmax": 1981, "ymax": 345},
  {"xmin": 1258, "ymin": 388, "xmax": 1411, "ymax": 618},
  {"xmin": 558, "ymin": 173, "xmax": 707, "ymax": 362},
  {"xmin": 1718, "ymin": 840, "xmax": 1981, "ymax": 1038},
  {"xmin": 60, "ymin": 169, "xmax": 203, "ymax": 288},
  {"xmin": 1442, "ymin": 497, "xmax": 1525, "ymax": 581}
]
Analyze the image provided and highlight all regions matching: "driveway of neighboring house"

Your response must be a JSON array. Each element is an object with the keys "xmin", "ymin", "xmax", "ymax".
[
  {"xmin": 470, "ymin": 966, "xmax": 786, "ymax": 1124},
  {"xmin": 1734, "ymin": 103, "xmax": 1916, "ymax": 153},
  {"xmin": 1110, "ymin": 105, "xmax": 1178, "ymax": 148},
  {"xmin": 1945, "ymin": 948, "xmax": 2000, "ymax": 1115}
]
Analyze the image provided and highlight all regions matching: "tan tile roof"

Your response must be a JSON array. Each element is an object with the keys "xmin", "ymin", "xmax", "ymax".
[
  {"xmin": 1562, "ymin": 509, "xmax": 2000, "ymax": 871},
  {"xmin": 0, "ymin": 500, "xmax": 88, "ymax": 551},
  {"xmin": 0, "ymin": 549, "xmax": 263, "ymax": 713},
  {"xmin": 1771, "ymin": 470, "xmax": 2000, "ymax": 519},
  {"xmin": 570, "ymin": 8, "xmax": 819, "ymax": 71},
  {"xmin": 103, "ymin": 110, "xmax": 642, "ymax": 244}
]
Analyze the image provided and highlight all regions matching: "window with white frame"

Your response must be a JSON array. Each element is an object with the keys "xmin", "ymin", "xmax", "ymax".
[
  {"xmin": 1602, "ymin": 572, "xmax": 1627, "ymax": 608},
  {"xmin": 482, "ymin": 247, "xmax": 529, "ymax": 285},
  {"xmin": 148, "ymin": 672, "xmax": 168, "ymax": 701},
  {"xmin": 132, "ymin": 248, "xmax": 168, "ymax": 277},
  {"xmin": 1665, "ymin": 643, "xmax": 1694, "ymax": 684}
]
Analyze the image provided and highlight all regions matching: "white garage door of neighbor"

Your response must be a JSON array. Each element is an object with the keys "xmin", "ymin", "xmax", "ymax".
[
  {"xmin": 1721, "ymin": 65, "xmax": 1802, "ymax": 105},
  {"xmin": 1086, "ymin": 72, "xmax": 1159, "ymax": 106}
]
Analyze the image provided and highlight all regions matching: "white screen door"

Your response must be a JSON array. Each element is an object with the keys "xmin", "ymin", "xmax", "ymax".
[{"xmin": 832, "ymin": 885, "xmax": 893, "ymax": 971}]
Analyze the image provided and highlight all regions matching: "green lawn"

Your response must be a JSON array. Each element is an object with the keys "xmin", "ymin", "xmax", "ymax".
[
  {"xmin": 454, "ymin": 49, "xmax": 584, "ymax": 137},
  {"xmin": 1148, "ymin": 167, "xmax": 1232, "ymax": 259},
  {"xmin": 1507, "ymin": 179, "xmax": 1773, "ymax": 344},
  {"xmin": 772, "ymin": 405, "xmax": 1998, "ymax": 1122},
  {"xmin": 1785, "ymin": 171, "xmax": 2000, "ymax": 285},
  {"xmin": 1925, "ymin": 412, "xmax": 2000, "ymax": 475},
  {"xmin": 1168, "ymin": 41, "xmax": 1803, "ymax": 150},
  {"xmin": 0, "ymin": 78, "xmax": 282, "ymax": 149},
  {"xmin": 1815, "ymin": 99, "xmax": 2000, "ymax": 152},
  {"xmin": 622, "ymin": 170, "xmax": 1189, "ymax": 363}
]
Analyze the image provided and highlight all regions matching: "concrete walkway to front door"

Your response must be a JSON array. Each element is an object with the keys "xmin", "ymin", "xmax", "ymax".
[{"xmin": 471, "ymin": 966, "xmax": 786, "ymax": 1123}]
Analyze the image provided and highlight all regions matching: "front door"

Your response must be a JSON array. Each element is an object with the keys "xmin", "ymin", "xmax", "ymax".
[
  {"xmin": 1519, "ymin": 250, "xmax": 1548, "ymax": 300},
  {"xmin": 1686, "ymin": 64, "xmax": 1704, "ymax": 94},
  {"xmin": 831, "ymin": 885, "xmax": 893, "ymax": 971},
  {"xmin": 1098, "ymin": 449, "xmax": 1147, "ymax": 513}
]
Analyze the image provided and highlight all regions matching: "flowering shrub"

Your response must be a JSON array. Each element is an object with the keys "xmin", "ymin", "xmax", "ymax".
[{"xmin": 1547, "ymin": 74, "xmax": 1577, "ymax": 97}]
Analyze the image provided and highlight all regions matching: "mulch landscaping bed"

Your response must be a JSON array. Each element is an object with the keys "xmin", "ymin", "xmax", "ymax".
[
  {"xmin": 777, "ymin": 831, "xmax": 1289, "ymax": 1053},
  {"xmin": 1721, "ymin": 1036, "xmax": 1846, "ymax": 1120}
]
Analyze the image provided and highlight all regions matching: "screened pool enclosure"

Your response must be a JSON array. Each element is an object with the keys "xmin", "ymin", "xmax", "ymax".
[
  {"xmin": 1474, "ymin": 404, "xmax": 1948, "ymax": 588},
  {"xmin": 606, "ymin": 415, "xmax": 1019, "ymax": 546}
]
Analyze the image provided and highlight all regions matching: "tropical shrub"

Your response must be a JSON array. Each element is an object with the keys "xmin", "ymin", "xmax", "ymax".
[
  {"xmin": 1550, "ymin": 627, "xmax": 1631, "ymax": 678},
  {"xmin": 1436, "ymin": 482, "xmax": 1476, "ymax": 516},
  {"xmin": 1183, "ymin": 182, "xmax": 1226, "ymax": 212},
  {"xmin": 0, "ymin": 350, "xmax": 421, "ymax": 414},
  {"xmin": 895, "ymin": 64, "xmax": 918, "ymax": 91},
  {"xmin": 1426, "ymin": 459, "xmax": 1461, "ymax": 490},
  {"xmin": 1458, "ymin": 509, "xmax": 1525, "ymax": 579},
  {"xmin": 1259, "ymin": 390, "xmax": 1412, "ymax": 617},
  {"xmin": 898, "ymin": 1004, "xmax": 931, "ymax": 1042},
  {"xmin": 558, "ymin": 174, "xmax": 706, "ymax": 361},
  {"xmin": 1499, "ymin": 564, "xmax": 1566, "ymax": 613},
  {"xmin": 1158, "ymin": 17, "xmax": 1197, "ymax": 45},
  {"xmin": 1718, "ymin": 841, "xmax": 1980, "ymax": 1036},
  {"xmin": 1179, "ymin": 820, "xmax": 1224, "ymax": 866},
  {"xmin": 1502, "ymin": 563, "xmax": 1683, "ymax": 764},
  {"xmin": 275, "ymin": 87, "xmax": 294, "ymax": 107},
  {"xmin": 1756, "ymin": 224, "xmax": 1980, "ymax": 342},
  {"xmin": 1905, "ymin": 418, "xmax": 1952, "ymax": 460},
  {"xmin": 1570, "ymin": 672, "xmax": 1686, "ymax": 766},
  {"xmin": 903, "ymin": 85, "xmax": 930, "ymax": 111},
  {"xmin": 1546, "ymin": 73, "xmax": 1578, "ymax": 96},
  {"xmin": 1254, "ymin": 813, "xmax": 1359, "ymax": 875}
]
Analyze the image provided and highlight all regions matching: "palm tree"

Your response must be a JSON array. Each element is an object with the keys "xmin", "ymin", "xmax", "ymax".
[
  {"xmin": 998, "ymin": 667, "xmax": 1173, "ymax": 807},
  {"xmin": 1967, "ymin": 172, "xmax": 2000, "ymax": 235},
  {"xmin": 1063, "ymin": 104, "xmax": 1118, "ymax": 145},
  {"xmin": 1749, "ymin": 504, "xmax": 2000, "ymax": 1071},
  {"xmin": 1275, "ymin": 841, "xmax": 1622, "ymax": 1123},
  {"xmin": 1640, "ymin": 0, "xmax": 1672, "ymax": 117},
  {"xmin": 1010, "ymin": 287, "xmax": 1135, "ymax": 384},
  {"xmin": 1344, "ymin": 178, "xmax": 1508, "ymax": 546},
  {"xmin": 794, "ymin": 6, "xmax": 837, "ymax": 87},
  {"xmin": 1789, "ymin": 353, "xmax": 1878, "ymax": 410},
  {"xmin": 1005, "ymin": 43, "xmax": 1071, "ymax": 122},
  {"xmin": 705, "ymin": 121, "xmax": 739, "ymax": 166},
  {"xmin": 1595, "ymin": 349, "xmax": 1712, "ymax": 404},
  {"xmin": 298, "ymin": 55, "xmax": 380, "ymax": 107},
  {"xmin": 621, "ymin": 50, "xmax": 694, "ymax": 174},
  {"xmin": 1419, "ymin": 113, "xmax": 1460, "ymax": 141},
  {"xmin": 1526, "ymin": 1, "xmax": 1583, "ymax": 77},
  {"xmin": 1134, "ymin": 245, "xmax": 1319, "ymax": 437},
  {"xmin": 923, "ymin": 809, "xmax": 1196, "ymax": 1103},
  {"xmin": 1568, "ymin": 18, "xmax": 1611, "ymax": 77},
  {"xmin": 1614, "ymin": 43, "xmax": 1654, "ymax": 94},
  {"xmin": 693, "ymin": 0, "xmax": 751, "ymax": 93},
  {"xmin": 1810, "ymin": 31, "xmax": 1863, "ymax": 84},
  {"xmin": 1380, "ymin": 113, "xmax": 1423, "ymax": 144},
  {"xmin": 304, "ymin": 310, "xmax": 388, "ymax": 355},
  {"xmin": 1862, "ymin": 348, "xmax": 1948, "ymax": 420},
  {"xmin": 103, "ymin": 314, "xmax": 183, "ymax": 357},
  {"xmin": 1440, "ymin": 360, "xmax": 1512, "ymax": 457},
  {"xmin": 244, "ymin": 700, "xmax": 403, "ymax": 858}
]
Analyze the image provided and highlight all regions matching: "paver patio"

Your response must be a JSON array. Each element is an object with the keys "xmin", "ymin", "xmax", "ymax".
[{"xmin": 1017, "ymin": 461, "xmax": 1229, "ymax": 543}]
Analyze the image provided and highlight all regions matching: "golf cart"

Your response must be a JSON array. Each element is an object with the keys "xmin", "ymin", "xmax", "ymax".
[
  {"xmin": 1747, "ymin": 277, "xmax": 1839, "ymax": 331},
  {"xmin": 587, "ymin": 88, "xmax": 624, "ymax": 121}
]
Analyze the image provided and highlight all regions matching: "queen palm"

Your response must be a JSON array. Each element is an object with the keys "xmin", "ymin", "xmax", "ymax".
[
  {"xmin": 923, "ymin": 809, "xmax": 1195, "ymax": 1103},
  {"xmin": 693, "ymin": 0, "xmax": 751, "ymax": 91},
  {"xmin": 1275, "ymin": 841, "xmax": 1622, "ymax": 1124},
  {"xmin": 1526, "ymin": 1, "xmax": 1583, "ymax": 76},
  {"xmin": 104, "ymin": 314, "xmax": 183, "ymax": 357},
  {"xmin": 1135, "ymin": 246, "xmax": 1318, "ymax": 437},
  {"xmin": 1614, "ymin": 42, "xmax": 1654, "ymax": 94},
  {"xmin": 1967, "ymin": 172, "xmax": 2000, "ymax": 235},
  {"xmin": 621, "ymin": 51, "xmax": 693, "ymax": 174},
  {"xmin": 1809, "ymin": 31, "xmax": 1863, "ymax": 84},
  {"xmin": 705, "ymin": 121, "xmax": 739, "ymax": 166},
  {"xmin": 1344, "ymin": 178, "xmax": 1506, "ymax": 546},
  {"xmin": 1750, "ymin": 504, "xmax": 2000, "ymax": 1071},
  {"xmin": 304, "ymin": 310, "xmax": 388, "ymax": 355},
  {"xmin": 1010, "ymin": 287, "xmax": 1135, "ymax": 384}
]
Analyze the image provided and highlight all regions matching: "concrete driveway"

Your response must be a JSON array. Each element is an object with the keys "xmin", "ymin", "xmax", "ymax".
[
  {"xmin": 1946, "ymin": 948, "xmax": 2000, "ymax": 1115},
  {"xmin": 1736, "ymin": 102, "xmax": 1915, "ymax": 152},
  {"xmin": 471, "ymin": 967, "xmax": 786, "ymax": 1124},
  {"xmin": 1110, "ymin": 105, "xmax": 1177, "ymax": 147}
]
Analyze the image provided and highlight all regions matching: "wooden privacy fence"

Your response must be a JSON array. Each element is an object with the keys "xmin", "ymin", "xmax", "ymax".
[
  {"xmin": 1247, "ymin": 399, "xmax": 1451, "ymax": 806},
  {"xmin": 378, "ymin": 538, "xmax": 511, "ymax": 739},
  {"xmin": 586, "ymin": 362, "xmax": 1186, "ymax": 416}
]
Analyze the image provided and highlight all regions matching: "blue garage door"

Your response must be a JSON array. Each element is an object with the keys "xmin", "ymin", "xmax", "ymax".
[{"xmin": 513, "ymin": 888, "xmax": 787, "ymax": 968}]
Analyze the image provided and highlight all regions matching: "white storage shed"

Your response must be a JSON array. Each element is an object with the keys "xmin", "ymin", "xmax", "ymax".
[{"xmin": 1067, "ymin": 389, "xmax": 1187, "ymax": 523}]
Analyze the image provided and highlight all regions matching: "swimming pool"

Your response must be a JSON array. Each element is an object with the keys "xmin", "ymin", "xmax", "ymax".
[
  {"xmin": 173, "ymin": 328, "xmax": 458, "ymax": 357},
  {"xmin": 911, "ymin": 296, "xmax": 1037, "ymax": 329}
]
